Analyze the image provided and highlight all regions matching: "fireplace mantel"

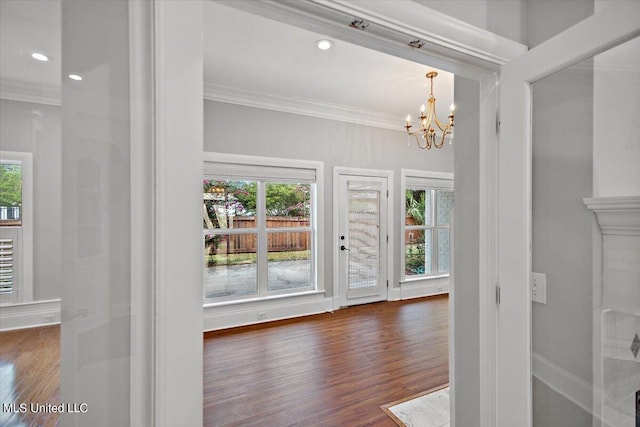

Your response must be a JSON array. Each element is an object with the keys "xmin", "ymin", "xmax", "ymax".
[
  {"xmin": 584, "ymin": 196, "xmax": 640, "ymax": 236},
  {"xmin": 584, "ymin": 196, "xmax": 639, "ymax": 426}
]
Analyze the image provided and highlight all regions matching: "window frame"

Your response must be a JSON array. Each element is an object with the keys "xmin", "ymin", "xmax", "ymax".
[
  {"xmin": 0, "ymin": 151, "xmax": 33, "ymax": 304},
  {"xmin": 202, "ymin": 153, "xmax": 324, "ymax": 304},
  {"xmin": 400, "ymin": 169, "xmax": 453, "ymax": 283}
]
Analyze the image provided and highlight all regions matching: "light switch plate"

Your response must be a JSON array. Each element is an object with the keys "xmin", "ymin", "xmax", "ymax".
[{"xmin": 531, "ymin": 272, "xmax": 547, "ymax": 304}]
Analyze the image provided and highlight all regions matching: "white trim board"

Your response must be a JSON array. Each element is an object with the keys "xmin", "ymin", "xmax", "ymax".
[
  {"xmin": 0, "ymin": 299, "xmax": 61, "ymax": 331},
  {"xmin": 204, "ymin": 83, "xmax": 400, "ymax": 131},
  {"xmin": 204, "ymin": 294, "xmax": 334, "ymax": 331},
  {"xmin": 532, "ymin": 352, "xmax": 600, "ymax": 420},
  {"xmin": 0, "ymin": 79, "xmax": 61, "ymax": 106},
  {"xmin": 394, "ymin": 277, "xmax": 449, "ymax": 301}
]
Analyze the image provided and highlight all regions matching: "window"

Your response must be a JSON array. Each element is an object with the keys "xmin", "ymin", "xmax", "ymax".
[
  {"xmin": 203, "ymin": 155, "xmax": 322, "ymax": 302},
  {"xmin": 0, "ymin": 151, "xmax": 33, "ymax": 304},
  {"xmin": 401, "ymin": 170, "xmax": 453, "ymax": 280}
]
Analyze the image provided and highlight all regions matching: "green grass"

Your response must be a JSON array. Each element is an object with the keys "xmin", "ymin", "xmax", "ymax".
[{"xmin": 206, "ymin": 250, "xmax": 309, "ymax": 266}]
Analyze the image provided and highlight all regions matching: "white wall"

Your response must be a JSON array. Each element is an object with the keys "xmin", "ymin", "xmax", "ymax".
[
  {"xmin": 0, "ymin": 99, "xmax": 62, "ymax": 301},
  {"xmin": 203, "ymin": 100, "xmax": 454, "ymax": 299}
]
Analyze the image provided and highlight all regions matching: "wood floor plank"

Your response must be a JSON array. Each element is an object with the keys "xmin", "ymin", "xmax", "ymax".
[
  {"xmin": 0, "ymin": 295, "xmax": 449, "ymax": 426},
  {"xmin": 203, "ymin": 295, "xmax": 449, "ymax": 426},
  {"xmin": 0, "ymin": 325, "xmax": 60, "ymax": 427}
]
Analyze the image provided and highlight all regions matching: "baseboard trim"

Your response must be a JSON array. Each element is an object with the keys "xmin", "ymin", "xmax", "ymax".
[
  {"xmin": 532, "ymin": 352, "xmax": 595, "ymax": 416},
  {"xmin": 0, "ymin": 299, "xmax": 61, "ymax": 331},
  {"xmin": 395, "ymin": 277, "xmax": 449, "ymax": 300},
  {"xmin": 203, "ymin": 295, "xmax": 335, "ymax": 332}
]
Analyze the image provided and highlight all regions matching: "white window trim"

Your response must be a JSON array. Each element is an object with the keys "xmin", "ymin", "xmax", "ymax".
[
  {"xmin": 400, "ymin": 169, "xmax": 453, "ymax": 285},
  {"xmin": 202, "ymin": 152, "xmax": 324, "ymax": 305},
  {"xmin": 0, "ymin": 151, "xmax": 33, "ymax": 305}
]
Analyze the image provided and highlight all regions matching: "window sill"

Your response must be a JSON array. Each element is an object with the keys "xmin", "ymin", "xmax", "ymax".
[
  {"xmin": 400, "ymin": 274, "xmax": 449, "ymax": 285},
  {"xmin": 204, "ymin": 289, "xmax": 326, "ymax": 309}
]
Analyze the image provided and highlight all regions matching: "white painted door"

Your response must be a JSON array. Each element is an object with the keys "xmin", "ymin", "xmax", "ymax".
[
  {"xmin": 497, "ymin": 3, "xmax": 640, "ymax": 426},
  {"xmin": 337, "ymin": 173, "xmax": 389, "ymax": 306}
]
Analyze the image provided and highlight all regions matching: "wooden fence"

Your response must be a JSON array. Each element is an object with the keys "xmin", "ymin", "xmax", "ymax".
[{"xmin": 207, "ymin": 217, "xmax": 311, "ymax": 254}]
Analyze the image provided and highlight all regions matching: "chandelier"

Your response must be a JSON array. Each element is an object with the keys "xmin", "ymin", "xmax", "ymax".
[{"xmin": 404, "ymin": 71, "xmax": 455, "ymax": 150}]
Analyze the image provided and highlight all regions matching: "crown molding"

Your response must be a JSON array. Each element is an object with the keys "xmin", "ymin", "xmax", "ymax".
[
  {"xmin": 584, "ymin": 196, "xmax": 640, "ymax": 236},
  {"xmin": 204, "ymin": 82, "xmax": 402, "ymax": 131},
  {"xmin": 0, "ymin": 78, "xmax": 61, "ymax": 106}
]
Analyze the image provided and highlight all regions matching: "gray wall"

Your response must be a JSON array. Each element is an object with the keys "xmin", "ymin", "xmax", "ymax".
[
  {"xmin": 203, "ymin": 100, "xmax": 454, "ymax": 298},
  {"xmin": 525, "ymin": 0, "xmax": 594, "ymax": 48},
  {"xmin": 452, "ymin": 75, "xmax": 481, "ymax": 426},
  {"xmin": 0, "ymin": 99, "xmax": 62, "ymax": 301},
  {"xmin": 525, "ymin": 1, "xmax": 596, "ymax": 424},
  {"xmin": 531, "ymin": 60, "xmax": 595, "ymax": 426},
  {"xmin": 412, "ymin": 0, "xmax": 525, "ymax": 44}
]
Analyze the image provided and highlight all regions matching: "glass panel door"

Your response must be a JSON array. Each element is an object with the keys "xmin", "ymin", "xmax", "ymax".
[
  {"xmin": 337, "ymin": 174, "xmax": 388, "ymax": 306},
  {"xmin": 348, "ymin": 188, "xmax": 380, "ymax": 297}
]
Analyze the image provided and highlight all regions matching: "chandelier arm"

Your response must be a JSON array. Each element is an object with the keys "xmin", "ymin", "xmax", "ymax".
[
  {"xmin": 433, "ymin": 116, "xmax": 450, "ymax": 132},
  {"xmin": 413, "ymin": 133, "xmax": 429, "ymax": 150}
]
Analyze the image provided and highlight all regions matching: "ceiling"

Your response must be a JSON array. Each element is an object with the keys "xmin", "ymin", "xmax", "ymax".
[
  {"xmin": 0, "ymin": 0, "xmax": 454, "ymax": 129},
  {"xmin": 203, "ymin": 1, "xmax": 454, "ymax": 128}
]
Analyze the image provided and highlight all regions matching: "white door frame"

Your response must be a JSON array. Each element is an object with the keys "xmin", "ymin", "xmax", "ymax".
[
  {"xmin": 153, "ymin": 0, "xmax": 527, "ymax": 424},
  {"xmin": 497, "ymin": 2, "xmax": 640, "ymax": 425},
  {"xmin": 333, "ymin": 167, "xmax": 393, "ymax": 309}
]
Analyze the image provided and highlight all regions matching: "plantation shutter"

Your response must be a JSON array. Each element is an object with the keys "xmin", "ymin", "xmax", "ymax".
[{"xmin": 0, "ymin": 230, "xmax": 18, "ymax": 303}]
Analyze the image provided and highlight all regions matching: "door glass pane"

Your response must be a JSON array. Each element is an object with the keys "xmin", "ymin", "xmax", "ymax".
[
  {"xmin": 204, "ymin": 233, "xmax": 257, "ymax": 299},
  {"xmin": 531, "ymin": 36, "xmax": 640, "ymax": 427},
  {"xmin": 267, "ymin": 231, "xmax": 311, "ymax": 292},
  {"xmin": 348, "ymin": 189, "xmax": 379, "ymax": 290}
]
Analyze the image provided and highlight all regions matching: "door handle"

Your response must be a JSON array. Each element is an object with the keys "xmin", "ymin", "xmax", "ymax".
[{"xmin": 340, "ymin": 245, "xmax": 350, "ymax": 251}]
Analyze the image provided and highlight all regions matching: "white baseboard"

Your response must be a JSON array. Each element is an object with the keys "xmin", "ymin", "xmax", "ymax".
[
  {"xmin": 0, "ymin": 299, "xmax": 61, "ymax": 331},
  {"xmin": 532, "ymin": 352, "xmax": 595, "ymax": 417},
  {"xmin": 203, "ymin": 294, "xmax": 335, "ymax": 332},
  {"xmin": 393, "ymin": 277, "xmax": 449, "ymax": 300}
]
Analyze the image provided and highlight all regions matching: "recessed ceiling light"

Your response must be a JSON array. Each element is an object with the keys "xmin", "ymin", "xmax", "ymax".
[
  {"xmin": 68, "ymin": 74, "xmax": 83, "ymax": 81},
  {"xmin": 315, "ymin": 39, "xmax": 333, "ymax": 50},
  {"xmin": 31, "ymin": 52, "xmax": 49, "ymax": 62}
]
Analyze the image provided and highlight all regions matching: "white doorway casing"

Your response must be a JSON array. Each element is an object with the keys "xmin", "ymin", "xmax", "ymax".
[
  {"xmin": 153, "ymin": 0, "xmax": 527, "ymax": 425},
  {"xmin": 497, "ymin": 2, "xmax": 640, "ymax": 426}
]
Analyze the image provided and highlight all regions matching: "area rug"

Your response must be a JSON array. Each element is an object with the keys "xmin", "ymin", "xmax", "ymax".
[{"xmin": 381, "ymin": 384, "xmax": 450, "ymax": 427}]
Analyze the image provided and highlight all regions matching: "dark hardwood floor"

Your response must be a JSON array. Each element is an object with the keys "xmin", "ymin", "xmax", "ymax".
[
  {"xmin": 0, "ymin": 325, "xmax": 60, "ymax": 427},
  {"xmin": 0, "ymin": 295, "xmax": 449, "ymax": 427},
  {"xmin": 203, "ymin": 295, "xmax": 449, "ymax": 426}
]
